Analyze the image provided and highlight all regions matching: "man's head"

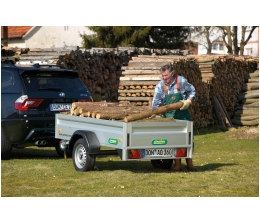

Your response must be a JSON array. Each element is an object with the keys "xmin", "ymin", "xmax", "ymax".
[{"xmin": 160, "ymin": 64, "xmax": 175, "ymax": 84}]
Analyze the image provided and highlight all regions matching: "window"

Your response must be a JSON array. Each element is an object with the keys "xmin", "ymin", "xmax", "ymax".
[
  {"xmin": 21, "ymin": 71, "xmax": 89, "ymax": 93},
  {"xmin": 212, "ymin": 44, "xmax": 218, "ymax": 50},
  {"xmin": 219, "ymin": 44, "xmax": 223, "ymax": 50},
  {"xmin": 246, "ymin": 48, "xmax": 252, "ymax": 55},
  {"xmin": 1, "ymin": 70, "xmax": 14, "ymax": 89}
]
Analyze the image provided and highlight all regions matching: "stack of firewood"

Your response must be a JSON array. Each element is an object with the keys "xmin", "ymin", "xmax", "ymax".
[
  {"xmin": 56, "ymin": 48, "xmax": 126, "ymax": 102},
  {"xmin": 172, "ymin": 57, "xmax": 213, "ymax": 128}
]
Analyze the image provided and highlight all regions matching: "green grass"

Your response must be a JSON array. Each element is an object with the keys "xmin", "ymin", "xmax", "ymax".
[{"xmin": 1, "ymin": 126, "xmax": 259, "ymax": 197}]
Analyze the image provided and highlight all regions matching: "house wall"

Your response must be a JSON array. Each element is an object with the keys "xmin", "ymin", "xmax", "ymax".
[
  {"xmin": 7, "ymin": 26, "xmax": 94, "ymax": 49},
  {"xmin": 6, "ymin": 39, "xmax": 26, "ymax": 48}
]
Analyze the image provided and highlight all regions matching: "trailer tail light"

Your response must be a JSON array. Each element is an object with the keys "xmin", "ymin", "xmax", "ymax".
[
  {"xmin": 15, "ymin": 95, "xmax": 44, "ymax": 111},
  {"xmin": 175, "ymin": 148, "xmax": 187, "ymax": 157},
  {"xmin": 129, "ymin": 149, "xmax": 142, "ymax": 159}
]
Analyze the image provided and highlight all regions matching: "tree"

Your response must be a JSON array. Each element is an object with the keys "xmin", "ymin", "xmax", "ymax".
[
  {"xmin": 217, "ymin": 26, "xmax": 258, "ymax": 55},
  {"xmin": 239, "ymin": 26, "xmax": 258, "ymax": 56},
  {"xmin": 80, "ymin": 26, "xmax": 192, "ymax": 49},
  {"xmin": 190, "ymin": 26, "xmax": 222, "ymax": 54}
]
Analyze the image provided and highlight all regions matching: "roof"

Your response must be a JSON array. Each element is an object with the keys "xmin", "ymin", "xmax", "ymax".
[{"xmin": 1, "ymin": 26, "xmax": 33, "ymax": 39}]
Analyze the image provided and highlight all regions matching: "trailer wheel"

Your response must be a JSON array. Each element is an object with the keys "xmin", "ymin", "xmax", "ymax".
[
  {"xmin": 151, "ymin": 159, "xmax": 173, "ymax": 169},
  {"xmin": 72, "ymin": 138, "xmax": 96, "ymax": 172}
]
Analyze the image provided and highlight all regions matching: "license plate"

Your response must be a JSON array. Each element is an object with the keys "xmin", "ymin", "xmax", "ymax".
[
  {"xmin": 50, "ymin": 103, "xmax": 72, "ymax": 111},
  {"xmin": 143, "ymin": 149, "xmax": 174, "ymax": 158}
]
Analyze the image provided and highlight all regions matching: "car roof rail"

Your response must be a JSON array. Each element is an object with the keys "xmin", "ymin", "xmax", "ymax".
[{"xmin": 33, "ymin": 63, "xmax": 66, "ymax": 69}]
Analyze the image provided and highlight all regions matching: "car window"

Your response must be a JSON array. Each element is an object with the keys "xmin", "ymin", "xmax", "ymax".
[
  {"xmin": 1, "ymin": 70, "xmax": 14, "ymax": 89},
  {"xmin": 21, "ymin": 71, "xmax": 89, "ymax": 92}
]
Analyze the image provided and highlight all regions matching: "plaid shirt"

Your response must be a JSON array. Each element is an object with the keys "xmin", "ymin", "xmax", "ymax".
[{"xmin": 152, "ymin": 75, "xmax": 196, "ymax": 109}]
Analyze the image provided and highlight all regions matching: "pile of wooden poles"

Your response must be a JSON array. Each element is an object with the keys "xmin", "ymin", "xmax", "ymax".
[
  {"xmin": 65, "ymin": 101, "xmax": 186, "ymax": 123},
  {"xmin": 56, "ymin": 47, "xmax": 258, "ymax": 128},
  {"xmin": 232, "ymin": 68, "xmax": 259, "ymax": 126}
]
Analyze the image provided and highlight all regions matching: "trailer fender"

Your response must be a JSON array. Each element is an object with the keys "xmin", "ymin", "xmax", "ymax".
[{"xmin": 69, "ymin": 130, "xmax": 100, "ymax": 154}]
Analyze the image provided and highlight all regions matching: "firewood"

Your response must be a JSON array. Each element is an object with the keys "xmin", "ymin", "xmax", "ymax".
[
  {"xmin": 96, "ymin": 112, "xmax": 128, "ymax": 120},
  {"xmin": 124, "ymin": 102, "xmax": 184, "ymax": 122}
]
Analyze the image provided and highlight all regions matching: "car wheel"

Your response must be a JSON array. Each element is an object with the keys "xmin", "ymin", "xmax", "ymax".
[
  {"xmin": 1, "ymin": 130, "xmax": 12, "ymax": 160},
  {"xmin": 72, "ymin": 138, "xmax": 96, "ymax": 172},
  {"xmin": 151, "ymin": 159, "xmax": 173, "ymax": 169}
]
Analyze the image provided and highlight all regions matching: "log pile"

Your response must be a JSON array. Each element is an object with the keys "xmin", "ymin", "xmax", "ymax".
[
  {"xmin": 172, "ymin": 56, "xmax": 214, "ymax": 128},
  {"xmin": 118, "ymin": 55, "xmax": 180, "ymax": 106},
  {"xmin": 54, "ymin": 47, "xmax": 258, "ymax": 128},
  {"xmin": 232, "ymin": 67, "xmax": 259, "ymax": 126},
  {"xmin": 118, "ymin": 54, "xmax": 258, "ymax": 128},
  {"xmin": 56, "ymin": 47, "xmax": 126, "ymax": 102}
]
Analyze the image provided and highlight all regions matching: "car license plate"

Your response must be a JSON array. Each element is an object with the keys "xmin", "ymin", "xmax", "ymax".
[
  {"xmin": 50, "ymin": 103, "xmax": 72, "ymax": 111},
  {"xmin": 143, "ymin": 149, "xmax": 174, "ymax": 158}
]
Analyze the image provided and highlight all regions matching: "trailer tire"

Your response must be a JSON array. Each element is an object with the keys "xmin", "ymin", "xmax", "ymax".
[
  {"xmin": 151, "ymin": 159, "xmax": 173, "ymax": 169},
  {"xmin": 72, "ymin": 138, "xmax": 96, "ymax": 172}
]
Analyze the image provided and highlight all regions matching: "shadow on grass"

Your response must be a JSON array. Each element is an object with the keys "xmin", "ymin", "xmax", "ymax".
[
  {"xmin": 10, "ymin": 147, "xmax": 62, "ymax": 160},
  {"xmin": 93, "ymin": 159, "xmax": 237, "ymax": 173},
  {"xmin": 193, "ymin": 125, "xmax": 229, "ymax": 136},
  {"xmin": 9, "ymin": 148, "xmax": 237, "ymax": 173}
]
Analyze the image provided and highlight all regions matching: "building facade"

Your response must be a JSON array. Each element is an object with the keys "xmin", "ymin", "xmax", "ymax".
[{"xmin": 1, "ymin": 26, "xmax": 94, "ymax": 49}]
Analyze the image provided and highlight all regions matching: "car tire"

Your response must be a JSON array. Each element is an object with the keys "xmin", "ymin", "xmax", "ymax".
[
  {"xmin": 72, "ymin": 138, "xmax": 96, "ymax": 172},
  {"xmin": 1, "ymin": 130, "xmax": 12, "ymax": 160},
  {"xmin": 151, "ymin": 159, "xmax": 173, "ymax": 169}
]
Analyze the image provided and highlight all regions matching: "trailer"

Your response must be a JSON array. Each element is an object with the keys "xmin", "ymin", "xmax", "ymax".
[{"xmin": 55, "ymin": 113, "xmax": 193, "ymax": 171}]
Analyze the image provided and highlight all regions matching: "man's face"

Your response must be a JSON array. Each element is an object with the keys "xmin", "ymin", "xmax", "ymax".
[{"xmin": 161, "ymin": 70, "xmax": 174, "ymax": 84}]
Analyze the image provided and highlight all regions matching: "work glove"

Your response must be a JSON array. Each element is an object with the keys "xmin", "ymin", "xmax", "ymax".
[{"xmin": 180, "ymin": 99, "xmax": 192, "ymax": 110}]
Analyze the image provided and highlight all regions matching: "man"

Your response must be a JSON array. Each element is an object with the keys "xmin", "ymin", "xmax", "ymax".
[{"xmin": 152, "ymin": 64, "xmax": 197, "ymax": 172}]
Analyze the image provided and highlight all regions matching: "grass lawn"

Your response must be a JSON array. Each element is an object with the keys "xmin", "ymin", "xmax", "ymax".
[
  {"xmin": 1, "ymin": 125, "xmax": 259, "ymax": 223},
  {"xmin": 1, "ymin": 125, "xmax": 258, "ymax": 197}
]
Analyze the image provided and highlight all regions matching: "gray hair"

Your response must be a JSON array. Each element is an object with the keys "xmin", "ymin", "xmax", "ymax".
[{"xmin": 160, "ymin": 64, "xmax": 174, "ymax": 73}]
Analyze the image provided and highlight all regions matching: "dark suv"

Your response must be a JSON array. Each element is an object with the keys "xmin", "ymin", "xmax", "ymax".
[{"xmin": 1, "ymin": 62, "xmax": 93, "ymax": 160}]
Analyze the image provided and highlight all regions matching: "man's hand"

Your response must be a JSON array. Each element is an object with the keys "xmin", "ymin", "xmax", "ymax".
[{"xmin": 180, "ymin": 99, "xmax": 192, "ymax": 110}]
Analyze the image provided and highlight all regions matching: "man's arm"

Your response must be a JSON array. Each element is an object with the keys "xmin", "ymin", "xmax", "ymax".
[{"xmin": 152, "ymin": 83, "xmax": 164, "ymax": 109}]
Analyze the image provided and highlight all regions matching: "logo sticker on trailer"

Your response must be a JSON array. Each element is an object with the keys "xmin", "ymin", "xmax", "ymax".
[
  {"xmin": 151, "ymin": 139, "xmax": 168, "ymax": 145},
  {"xmin": 108, "ymin": 138, "xmax": 118, "ymax": 145}
]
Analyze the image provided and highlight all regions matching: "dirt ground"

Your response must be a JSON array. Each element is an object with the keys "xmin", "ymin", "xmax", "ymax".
[{"xmin": 225, "ymin": 126, "xmax": 259, "ymax": 140}]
